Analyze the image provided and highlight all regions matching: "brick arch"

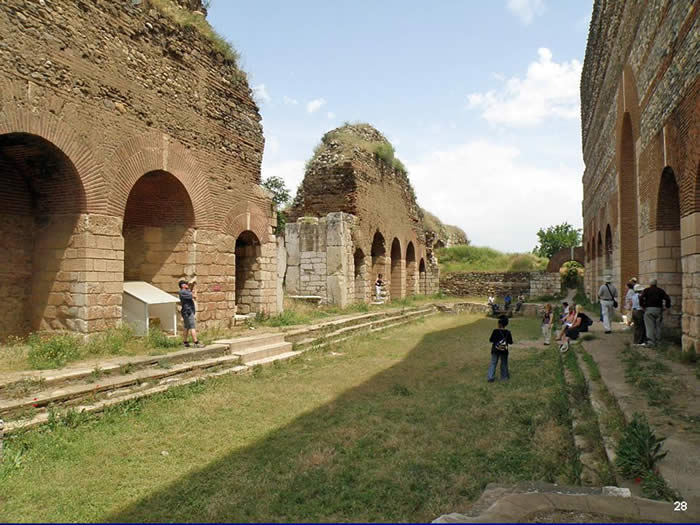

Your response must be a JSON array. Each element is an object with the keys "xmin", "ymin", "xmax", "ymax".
[
  {"xmin": 546, "ymin": 246, "xmax": 585, "ymax": 272},
  {"xmin": 223, "ymin": 200, "xmax": 269, "ymax": 243},
  {"xmin": 0, "ymin": 107, "xmax": 105, "ymax": 213},
  {"xmin": 105, "ymin": 134, "xmax": 214, "ymax": 228}
]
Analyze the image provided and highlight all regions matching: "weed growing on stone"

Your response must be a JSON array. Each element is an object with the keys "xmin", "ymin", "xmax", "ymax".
[
  {"xmin": 147, "ymin": 329, "xmax": 181, "ymax": 350},
  {"xmin": 26, "ymin": 333, "xmax": 82, "ymax": 369},
  {"xmin": 621, "ymin": 346, "xmax": 674, "ymax": 407}
]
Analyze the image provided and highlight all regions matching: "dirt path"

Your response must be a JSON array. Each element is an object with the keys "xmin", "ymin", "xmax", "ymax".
[{"xmin": 580, "ymin": 309, "xmax": 700, "ymax": 504}]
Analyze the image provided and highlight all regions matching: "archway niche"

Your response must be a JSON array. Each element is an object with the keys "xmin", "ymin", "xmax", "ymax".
[
  {"xmin": 418, "ymin": 258, "xmax": 427, "ymax": 295},
  {"xmin": 390, "ymin": 237, "xmax": 403, "ymax": 300},
  {"xmin": 123, "ymin": 170, "xmax": 195, "ymax": 294},
  {"xmin": 353, "ymin": 248, "xmax": 368, "ymax": 303},
  {"xmin": 434, "ymin": 239, "xmax": 445, "ymax": 250},
  {"xmin": 371, "ymin": 231, "xmax": 387, "ymax": 299},
  {"xmin": 235, "ymin": 231, "xmax": 262, "ymax": 315},
  {"xmin": 597, "ymin": 233, "xmax": 603, "ymax": 288},
  {"xmin": 605, "ymin": 224, "xmax": 613, "ymax": 274},
  {"xmin": 0, "ymin": 132, "xmax": 87, "ymax": 337},
  {"xmin": 656, "ymin": 166, "xmax": 682, "ymax": 326},
  {"xmin": 619, "ymin": 112, "xmax": 639, "ymax": 290},
  {"xmin": 406, "ymin": 242, "xmax": 417, "ymax": 295}
]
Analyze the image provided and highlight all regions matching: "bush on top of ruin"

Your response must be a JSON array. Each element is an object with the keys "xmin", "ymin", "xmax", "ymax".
[
  {"xmin": 437, "ymin": 245, "xmax": 548, "ymax": 274},
  {"xmin": 421, "ymin": 208, "xmax": 470, "ymax": 246},
  {"xmin": 147, "ymin": 0, "xmax": 243, "ymax": 72}
]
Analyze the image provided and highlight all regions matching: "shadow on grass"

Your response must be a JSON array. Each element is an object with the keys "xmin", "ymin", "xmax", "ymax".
[{"xmin": 93, "ymin": 318, "xmax": 570, "ymax": 522}]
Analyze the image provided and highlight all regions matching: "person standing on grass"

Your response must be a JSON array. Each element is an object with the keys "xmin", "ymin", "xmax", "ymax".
[
  {"xmin": 598, "ymin": 275, "xmax": 617, "ymax": 334},
  {"xmin": 640, "ymin": 278, "xmax": 671, "ymax": 347},
  {"xmin": 631, "ymin": 284, "xmax": 646, "ymax": 345},
  {"xmin": 178, "ymin": 280, "xmax": 203, "ymax": 348},
  {"xmin": 541, "ymin": 303, "xmax": 554, "ymax": 345},
  {"xmin": 487, "ymin": 314, "xmax": 513, "ymax": 382},
  {"xmin": 624, "ymin": 280, "xmax": 635, "ymax": 326}
]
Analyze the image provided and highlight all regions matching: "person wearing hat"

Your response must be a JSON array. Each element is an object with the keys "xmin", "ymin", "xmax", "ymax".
[
  {"xmin": 624, "ymin": 280, "xmax": 636, "ymax": 326},
  {"xmin": 178, "ymin": 279, "xmax": 204, "ymax": 348},
  {"xmin": 598, "ymin": 274, "xmax": 618, "ymax": 333},
  {"xmin": 631, "ymin": 284, "xmax": 646, "ymax": 345},
  {"xmin": 640, "ymin": 278, "xmax": 671, "ymax": 347}
]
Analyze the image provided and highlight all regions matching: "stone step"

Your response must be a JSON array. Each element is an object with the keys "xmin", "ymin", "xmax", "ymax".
[
  {"xmin": 0, "ymin": 353, "xmax": 245, "ymax": 419},
  {"xmin": 214, "ymin": 332, "xmax": 286, "ymax": 353},
  {"xmin": 244, "ymin": 350, "xmax": 303, "ymax": 368},
  {"xmin": 0, "ymin": 343, "xmax": 231, "ymax": 395},
  {"xmin": 233, "ymin": 341, "xmax": 294, "ymax": 364}
]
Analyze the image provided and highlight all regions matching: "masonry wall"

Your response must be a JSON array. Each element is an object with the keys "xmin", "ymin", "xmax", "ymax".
[
  {"xmin": 0, "ymin": 0, "xmax": 277, "ymax": 337},
  {"xmin": 581, "ymin": 0, "xmax": 698, "ymax": 351},
  {"xmin": 440, "ymin": 271, "xmax": 560, "ymax": 298}
]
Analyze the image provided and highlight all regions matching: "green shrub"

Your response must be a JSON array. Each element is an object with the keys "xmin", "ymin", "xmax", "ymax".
[
  {"xmin": 615, "ymin": 413, "xmax": 668, "ymax": 479},
  {"xmin": 508, "ymin": 254, "xmax": 539, "ymax": 271},
  {"xmin": 561, "ymin": 261, "xmax": 584, "ymax": 289},
  {"xmin": 83, "ymin": 325, "xmax": 134, "ymax": 356},
  {"xmin": 27, "ymin": 333, "xmax": 82, "ymax": 369},
  {"xmin": 437, "ymin": 245, "xmax": 547, "ymax": 273},
  {"xmin": 641, "ymin": 470, "xmax": 680, "ymax": 501},
  {"xmin": 147, "ymin": 329, "xmax": 181, "ymax": 349},
  {"xmin": 374, "ymin": 142, "xmax": 395, "ymax": 164}
]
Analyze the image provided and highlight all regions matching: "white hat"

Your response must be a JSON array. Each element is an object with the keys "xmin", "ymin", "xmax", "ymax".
[
  {"xmin": 604, "ymin": 274, "xmax": 612, "ymax": 282},
  {"xmin": 634, "ymin": 284, "xmax": 645, "ymax": 292}
]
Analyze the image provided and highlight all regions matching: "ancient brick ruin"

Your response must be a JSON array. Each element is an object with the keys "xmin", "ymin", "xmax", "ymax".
[
  {"xmin": 581, "ymin": 0, "xmax": 698, "ymax": 351},
  {"xmin": 0, "ymin": 0, "xmax": 279, "ymax": 338},
  {"xmin": 284, "ymin": 124, "xmax": 439, "ymax": 305}
]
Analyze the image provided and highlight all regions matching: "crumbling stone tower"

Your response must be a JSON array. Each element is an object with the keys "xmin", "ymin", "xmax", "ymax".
[
  {"xmin": 284, "ymin": 124, "xmax": 439, "ymax": 306},
  {"xmin": 580, "ymin": 0, "xmax": 698, "ymax": 352},
  {"xmin": 0, "ymin": 0, "xmax": 279, "ymax": 338}
]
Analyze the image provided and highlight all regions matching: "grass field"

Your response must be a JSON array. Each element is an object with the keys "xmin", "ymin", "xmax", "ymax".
[
  {"xmin": 437, "ymin": 245, "xmax": 548, "ymax": 274},
  {"xmin": 0, "ymin": 314, "xmax": 578, "ymax": 522}
]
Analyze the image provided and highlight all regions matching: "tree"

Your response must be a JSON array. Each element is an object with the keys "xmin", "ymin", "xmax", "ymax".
[
  {"xmin": 533, "ymin": 222, "xmax": 581, "ymax": 259},
  {"xmin": 262, "ymin": 176, "xmax": 291, "ymax": 233}
]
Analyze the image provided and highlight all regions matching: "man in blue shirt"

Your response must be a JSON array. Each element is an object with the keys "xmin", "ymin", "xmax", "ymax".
[{"xmin": 178, "ymin": 280, "xmax": 204, "ymax": 348}]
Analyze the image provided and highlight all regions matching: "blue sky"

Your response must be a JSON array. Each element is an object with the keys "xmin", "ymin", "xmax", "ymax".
[{"xmin": 209, "ymin": 0, "xmax": 593, "ymax": 252}]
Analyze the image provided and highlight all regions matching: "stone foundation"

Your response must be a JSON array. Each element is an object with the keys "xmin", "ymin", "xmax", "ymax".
[{"xmin": 440, "ymin": 271, "xmax": 561, "ymax": 298}]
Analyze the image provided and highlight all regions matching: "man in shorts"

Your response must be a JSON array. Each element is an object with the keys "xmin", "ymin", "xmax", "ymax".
[{"xmin": 178, "ymin": 279, "xmax": 203, "ymax": 348}]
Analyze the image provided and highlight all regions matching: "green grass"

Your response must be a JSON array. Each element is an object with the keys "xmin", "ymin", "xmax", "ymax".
[
  {"xmin": 437, "ymin": 245, "xmax": 548, "ymax": 274},
  {"xmin": 621, "ymin": 346, "xmax": 675, "ymax": 407},
  {"xmin": 1, "ymin": 315, "xmax": 579, "ymax": 522}
]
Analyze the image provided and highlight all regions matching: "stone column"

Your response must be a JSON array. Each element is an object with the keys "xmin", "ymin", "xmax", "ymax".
[{"xmin": 681, "ymin": 212, "xmax": 700, "ymax": 353}]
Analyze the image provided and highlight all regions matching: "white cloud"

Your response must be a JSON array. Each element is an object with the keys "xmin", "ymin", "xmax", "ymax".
[
  {"xmin": 306, "ymin": 98, "xmax": 326, "ymax": 114},
  {"xmin": 266, "ymin": 136, "xmax": 280, "ymax": 155},
  {"xmin": 252, "ymin": 84, "xmax": 270, "ymax": 103},
  {"xmin": 467, "ymin": 47, "xmax": 581, "ymax": 126},
  {"xmin": 327, "ymin": 111, "xmax": 336, "ymax": 120},
  {"xmin": 507, "ymin": 0, "xmax": 545, "ymax": 25},
  {"xmin": 261, "ymin": 159, "xmax": 306, "ymax": 197},
  {"xmin": 283, "ymin": 95, "xmax": 299, "ymax": 105},
  {"xmin": 408, "ymin": 139, "xmax": 582, "ymax": 252}
]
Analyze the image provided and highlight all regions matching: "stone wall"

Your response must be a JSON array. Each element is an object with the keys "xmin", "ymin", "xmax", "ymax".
[
  {"xmin": 0, "ymin": 0, "xmax": 278, "ymax": 337},
  {"xmin": 284, "ymin": 213, "xmax": 438, "ymax": 306},
  {"xmin": 440, "ymin": 271, "xmax": 560, "ymax": 298},
  {"xmin": 581, "ymin": 0, "xmax": 698, "ymax": 351}
]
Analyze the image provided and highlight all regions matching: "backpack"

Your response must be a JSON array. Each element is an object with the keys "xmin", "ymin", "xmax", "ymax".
[
  {"xmin": 579, "ymin": 313, "xmax": 593, "ymax": 332},
  {"xmin": 494, "ymin": 330, "xmax": 509, "ymax": 352}
]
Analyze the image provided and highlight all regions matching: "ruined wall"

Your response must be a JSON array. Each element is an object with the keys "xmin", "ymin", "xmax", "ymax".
[
  {"xmin": 440, "ymin": 271, "xmax": 560, "ymax": 298},
  {"xmin": 288, "ymin": 124, "xmax": 437, "ymax": 304},
  {"xmin": 0, "ymin": 0, "xmax": 278, "ymax": 337},
  {"xmin": 581, "ymin": 0, "xmax": 698, "ymax": 350}
]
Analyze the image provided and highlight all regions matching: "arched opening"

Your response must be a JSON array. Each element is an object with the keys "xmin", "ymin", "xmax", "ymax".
[
  {"xmin": 605, "ymin": 224, "xmax": 613, "ymax": 274},
  {"xmin": 235, "ymin": 231, "xmax": 262, "ymax": 314},
  {"xmin": 0, "ymin": 133, "xmax": 87, "ymax": 337},
  {"xmin": 390, "ymin": 238, "xmax": 403, "ymax": 300},
  {"xmin": 434, "ymin": 239, "xmax": 445, "ymax": 250},
  {"xmin": 371, "ymin": 232, "xmax": 386, "ymax": 300},
  {"xmin": 405, "ymin": 242, "xmax": 417, "ymax": 295},
  {"xmin": 618, "ymin": 112, "xmax": 639, "ymax": 291},
  {"xmin": 596, "ymin": 233, "xmax": 603, "ymax": 291},
  {"xmin": 656, "ymin": 166, "xmax": 682, "ymax": 326},
  {"xmin": 418, "ymin": 258, "xmax": 427, "ymax": 295},
  {"xmin": 353, "ymin": 248, "xmax": 367, "ymax": 303},
  {"xmin": 123, "ymin": 170, "xmax": 195, "ymax": 294}
]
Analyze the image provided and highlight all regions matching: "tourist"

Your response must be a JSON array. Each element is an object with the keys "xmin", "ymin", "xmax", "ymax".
[
  {"xmin": 515, "ymin": 293, "xmax": 525, "ymax": 312},
  {"xmin": 598, "ymin": 274, "xmax": 617, "ymax": 334},
  {"xmin": 559, "ymin": 305, "xmax": 585, "ymax": 353},
  {"xmin": 487, "ymin": 314, "xmax": 513, "ymax": 382},
  {"xmin": 556, "ymin": 302, "xmax": 577, "ymax": 342},
  {"xmin": 624, "ymin": 280, "xmax": 636, "ymax": 325},
  {"xmin": 631, "ymin": 284, "xmax": 646, "ymax": 345},
  {"xmin": 640, "ymin": 279, "xmax": 671, "ymax": 347},
  {"xmin": 560, "ymin": 301, "xmax": 570, "ymax": 320},
  {"xmin": 375, "ymin": 274, "xmax": 384, "ymax": 302},
  {"xmin": 178, "ymin": 280, "xmax": 203, "ymax": 348},
  {"xmin": 542, "ymin": 304, "xmax": 554, "ymax": 345},
  {"xmin": 504, "ymin": 293, "xmax": 512, "ymax": 311}
]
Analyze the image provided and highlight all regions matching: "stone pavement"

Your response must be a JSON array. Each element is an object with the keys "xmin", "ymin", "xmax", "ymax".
[
  {"xmin": 432, "ymin": 482, "xmax": 700, "ymax": 523},
  {"xmin": 581, "ymin": 312, "xmax": 700, "ymax": 504}
]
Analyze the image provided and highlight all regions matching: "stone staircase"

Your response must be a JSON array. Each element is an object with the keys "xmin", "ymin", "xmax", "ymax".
[{"xmin": 0, "ymin": 305, "xmax": 437, "ymax": 433}]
